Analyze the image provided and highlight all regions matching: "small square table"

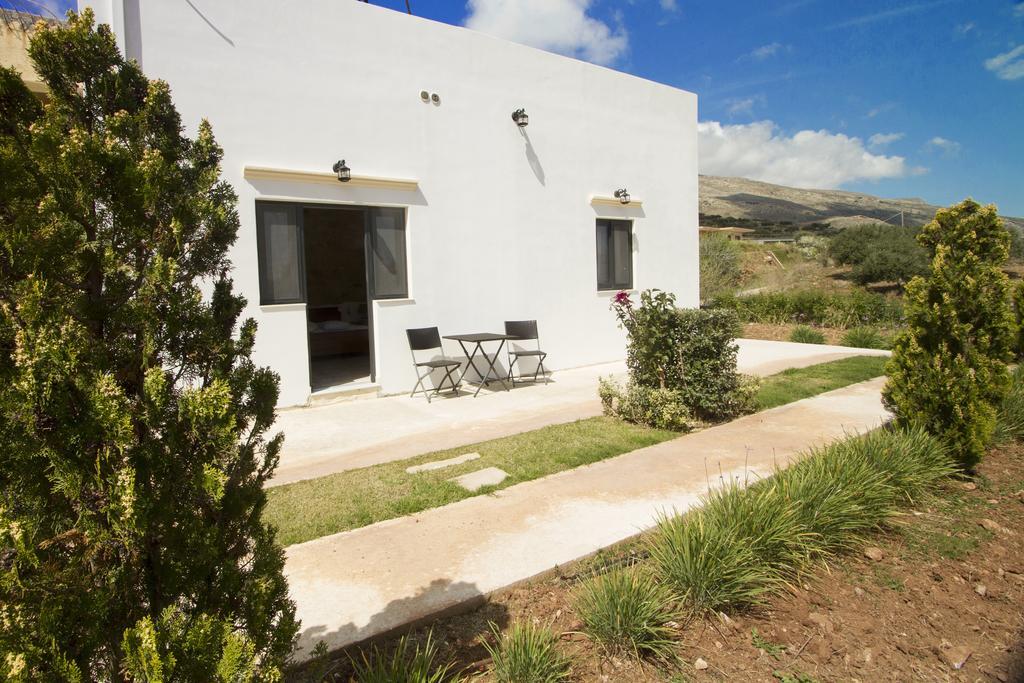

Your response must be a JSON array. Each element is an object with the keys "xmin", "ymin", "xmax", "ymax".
[{"xmin": 443, "ymin": 332, "xmax": 511, "ymax": 397}]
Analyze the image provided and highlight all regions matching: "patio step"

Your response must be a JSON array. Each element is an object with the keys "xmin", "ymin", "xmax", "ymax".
[
  {"xmin": 308, "ymin": 383, "xmax": 380, "ymax": 406},
  {"xmin": 449, "ymin": 467, "xmax": 508, "ymax": 491}
]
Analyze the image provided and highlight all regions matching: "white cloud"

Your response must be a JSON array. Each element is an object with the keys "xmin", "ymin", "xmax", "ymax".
[
  {"xmin": 826, "ymin": 0, "xmax": 956, "ymax": 29},
  {"xmin": 697, "ymin": 120, "xmax": 913, "ymax": 188},
  {"xmin": 865, "ymin": 102, "xmax": 896, "ymax": 118},
  {"xmin": 868, "ymin": 132, "xmax": 904, "ymax": 148},
  {"xmin": 926, "ymin": 136, "xmax": 962, "ymax": 156},
  {"xmin": 660, "ymin": 0, "xmax": 679, "ymax": 11},
  {"xmin": 464, "ymin": 0, "xmax": 628, "ymax": 66},
  {"xmin": 726, "ymin": 97, "xmax": 757, "ymax": 116},
  {"xmin": 985, "ymin": 45, "xmax": 1024, "ymax": 80},
  {"xmin": 748, "ymin": 42, "xmax": 784, "ymax": 60},
  {"xmin": 955, "ymin": 21, "xmax": 976, "ymax": 35},
  {"xmin": 1015, "ymin": 2, "xmax": 1024, "ymax": 18}
]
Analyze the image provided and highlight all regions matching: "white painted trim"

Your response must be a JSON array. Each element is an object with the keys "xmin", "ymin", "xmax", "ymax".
[
  {"xmin": 260, "ymin": 302, "xmax": 307, "ymax": 313},
  {"xmin": 243, "ymin": 165, "xmax": 420, "ymax": 192},
  {"xmin": 591, "ymin": 195, "xmax": 643, "ymax": 209}
]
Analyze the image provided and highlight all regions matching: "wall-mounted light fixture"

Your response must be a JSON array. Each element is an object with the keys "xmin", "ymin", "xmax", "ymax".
[
  {"xmin": 614, "ymin": 188, "xmax": 631, "ymax": 205},
  {"xmin": 511, "ymin": 108, "xmax": 529, "ymax": 127},
  {"xmin": 332, "ymin": 159, "xmax": 351, "ymax": 183}
]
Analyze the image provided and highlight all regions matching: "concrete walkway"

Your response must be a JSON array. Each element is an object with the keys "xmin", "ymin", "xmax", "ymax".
[
  {"xmin": 284, "ymin": 376, "xmax": 891, "ymax": 659},
  {"xmin": 270, "ymin": 339, "xmax": 888, "ymax": 486}
]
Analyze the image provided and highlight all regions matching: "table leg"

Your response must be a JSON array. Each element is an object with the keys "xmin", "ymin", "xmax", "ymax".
[
  {"xmin": 478, "ymin": 339, "xmax": 510, "ymax": 393},
  {"xmin": 458, "ymin": 340, "xmax": 489, "ymax": 397}
]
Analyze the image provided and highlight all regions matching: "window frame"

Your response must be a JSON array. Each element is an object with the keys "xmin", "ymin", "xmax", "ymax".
[
  {"xmin": 366, "ymin": 206, "xmax": 409, "ymax": 301},
  {"xmin": 256, "ymin": 201, "xmax": 307, "ymax": 306},
  {"xmin": 595, "ymin": 218, "xmax": 634, "ymax": 291},
  {"xmin": 254, "ymin": 200, "xmax": 409, "ymax": 305}
]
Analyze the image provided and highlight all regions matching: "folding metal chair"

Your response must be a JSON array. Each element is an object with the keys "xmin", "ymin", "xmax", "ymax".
[
  {"xmin": 504, "ymin": 320, "xmax": 549, "ymax": 386},
  {"xmin": 406, "ymin": 327, "xmax": 462, "ymax": 402}
]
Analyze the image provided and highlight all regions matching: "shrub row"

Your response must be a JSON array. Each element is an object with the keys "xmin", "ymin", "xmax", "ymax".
[
  {"xmin": 711, "ymin": 289, "xmax": 904, "ymax": 328},
  {"xmin": 646, "ymin": 427, "xmax": 953, "ymax": 615}
]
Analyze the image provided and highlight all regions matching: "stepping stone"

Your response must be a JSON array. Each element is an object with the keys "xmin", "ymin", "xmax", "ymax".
[
  {"xmin": 405, "ymin": 452, "xmax": 481, "ymax": 474},
  {"xmin": 449, "ymin": 467, "xmax": 508, "ymax": 492}
]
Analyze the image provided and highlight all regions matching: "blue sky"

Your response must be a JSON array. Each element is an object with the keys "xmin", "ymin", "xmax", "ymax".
[{"xmin": 25, "ymin": 0, "xmax": 1024, "ymax": 215}]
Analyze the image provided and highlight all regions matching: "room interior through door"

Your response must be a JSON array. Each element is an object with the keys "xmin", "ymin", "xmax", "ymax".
[{"xmin": 303, "ymin": 206, "xmax": 372, "ymax": 391}]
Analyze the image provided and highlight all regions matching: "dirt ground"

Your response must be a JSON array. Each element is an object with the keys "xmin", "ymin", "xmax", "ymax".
[
  {"xmin": 742, "ymin": 322, "xmax": 849, "ymax": 346},
  {"xmin": 299, "ymin": 443, "xmax": 1024, "ymax": 683}
]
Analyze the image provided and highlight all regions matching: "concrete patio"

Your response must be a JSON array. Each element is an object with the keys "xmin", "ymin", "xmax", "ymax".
[
  {"xmin": 284, "ymin": 376, "xmax": 892, "ymax": 659},
  {"xmin": 270, "ymin": 339, "xmax": 889, "ymax": 486}
]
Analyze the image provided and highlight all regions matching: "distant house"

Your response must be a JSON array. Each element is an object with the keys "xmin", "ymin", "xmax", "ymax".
[
  {"xmin": 698, "ymin": 226, "xmax": 756, "ymax": 241},
  {"xmin": 79, "ymin": 0, "xmax": 700, "ymax": 407},
  {"xmin": 0, "ymin": 11, "xmax": 52, "ymax": 99}
]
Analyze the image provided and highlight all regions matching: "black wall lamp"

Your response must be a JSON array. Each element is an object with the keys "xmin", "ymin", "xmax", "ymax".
[
  {"xmin": 614, "ymin": 188, "xmax": 631, "ymax": 204},
  {"xmin": 511, "ymin": 108, "xmax": 529, "ymax": 127},
  {"xmin": 332, "ymin": 159, "xmax": 351, "ymax": 182}
]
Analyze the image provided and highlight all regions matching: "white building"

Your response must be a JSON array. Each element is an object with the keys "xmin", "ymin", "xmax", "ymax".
[{"xmin": 81, "ymin": 0, "xmax": 699, "ymax": 407}]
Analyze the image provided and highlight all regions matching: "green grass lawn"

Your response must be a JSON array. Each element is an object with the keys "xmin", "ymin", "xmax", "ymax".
[
  {"xmin": 266, "ymin": 355, "xmax": 888, "ymax": 546},
  {"xmin": 754, "ymin": 354, "xmax": 888, "ymax": 411}
]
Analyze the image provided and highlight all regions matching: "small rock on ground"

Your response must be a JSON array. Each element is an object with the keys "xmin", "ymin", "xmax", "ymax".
[
  {"xmin": 940, "ymin": 646, "xmax": 972, "ymax": 670},
  {"xmin": 864, "ymin": 547, "xmax": 885, "ymax": 561},
  {"xmin": 694, "ymin": 657, "xmax": 709, "ymax": 671}
]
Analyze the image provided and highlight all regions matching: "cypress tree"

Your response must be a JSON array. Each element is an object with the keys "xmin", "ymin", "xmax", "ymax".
[
  {"xmin": 0, "ymin": 11, "xmax": 297, "ymax": 680},
  {"xmin": 883, "ymin": 199, "xmax": 1014, "ymax": 469}
]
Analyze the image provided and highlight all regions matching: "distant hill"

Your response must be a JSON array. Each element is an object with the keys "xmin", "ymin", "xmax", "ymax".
[{"xmin": 700, "ymin": 175, "xmax": 1024, "ymax": 232}]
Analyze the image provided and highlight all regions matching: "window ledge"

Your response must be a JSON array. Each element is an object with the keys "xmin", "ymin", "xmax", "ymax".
[
  {"xmin": 260, "ymin": 302, "xmax": 306, "ymax": 312},
  {"xmin": 375, "ymin": 298, "xmax": 416, "ymax": 306}
]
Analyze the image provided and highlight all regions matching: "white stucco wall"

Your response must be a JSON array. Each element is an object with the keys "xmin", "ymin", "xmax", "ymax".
[{"xmin": 81, "ymin": 0, "xmax": 699, "ymax": 406}]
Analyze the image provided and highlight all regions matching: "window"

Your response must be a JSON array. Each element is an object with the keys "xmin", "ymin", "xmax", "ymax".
[
  {"xmin": 256, "ymin": 203, "xmax": 305, "ymax": 304},
  {"xmin": 368, "ymin": 207, "xmax": 408, "ymax": 299},
  {"xmin": 255, "ymin": 202, "xmax": 408, "ymax": 305},
  {"xmin": 596, "ymin": 218, "xmax": 633, "ymax": 290}
]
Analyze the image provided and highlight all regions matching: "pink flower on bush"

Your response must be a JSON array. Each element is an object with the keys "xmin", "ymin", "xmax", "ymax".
[{"xmin": 610, "ymin": 290, "xmax": 635, "ymax": 326}]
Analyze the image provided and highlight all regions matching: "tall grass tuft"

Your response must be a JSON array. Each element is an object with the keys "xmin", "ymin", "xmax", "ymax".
[
  {"xmin": 647, "ymin": 506, "xmax": 780, "ymax": 614},
  {"xmin": 484, "ymin": 621, "xmax": 571, "ymax": 683},
  {"xmin": 350, "ymin": 631, "xmax": 459, "ymax": 683},
  {"xmin": 648, "ymin": 427, "xmax": 952, "ymax": 615},
  {"xmin": 840, "ymin": 326, "xmax": 890, "ymax": 350},
  {"xmin": 995, "ymin": 365, "xmax": 1024, "ymax": 444},
  {"xmin": 572, "ymin": 567, "xmax": 678, "ymax": 660},
  {"xmin": 789, "ymin": 325, "xmax": 826, "ymax": 344}
]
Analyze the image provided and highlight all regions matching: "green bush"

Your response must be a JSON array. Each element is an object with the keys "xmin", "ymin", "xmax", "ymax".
[
  {"xmin": 484, "ymin": 621, "xmax": 571, "ymax": 683},
  {"xmin": 573, "ymin": 567, "xmax": 678, "ymax": 660},
  {"xmin": 647, "ymin": 427, "xmax": 951, "ymax": 615},
  {"xmin": 829, "ymin": 224, "xmax": 928, "ymax": 286},
  {"xmin": 711, "ymin": 289, "xmax": 903, "ymax": 328},
  {"xmin": 884, "ymin": 200, "xmax": 1015, "ymax": 469},
  {"xmin": 840, "ymin": 327, "xmax": 889, "ymax": 349},
  {"xmin": 995, "ymin": 366, "xmax": 1024, "ymax": 444},
  {"xmin": 789, "ymin": 325, "xmax": 826, "ymax": 344},
  {"xmin": 598, "ymin": 379, "xmax": 694, "ymax": 432},
  {"xmin": 350, "ymin": 632, "xmax": 459, "ymax": 683},
  {"xmin": 700, "ymin": 233, "xmax": 744, "ymax": 302},
  {"xmin": 852, "ymin": 246, "xmax": 929, "ymax": 287},
  {"xmin": 1013, "ymin": 280, "xmax": 1024, "ymax": 360},
  {"xmin": 610, "ymin": 290, "xmax": 755, "ymax": 422}
]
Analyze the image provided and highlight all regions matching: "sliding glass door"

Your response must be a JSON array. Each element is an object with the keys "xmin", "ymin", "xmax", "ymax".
[{"xmin": 255, "ymin": 201, "xmax": 408, "ymax": 389}]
